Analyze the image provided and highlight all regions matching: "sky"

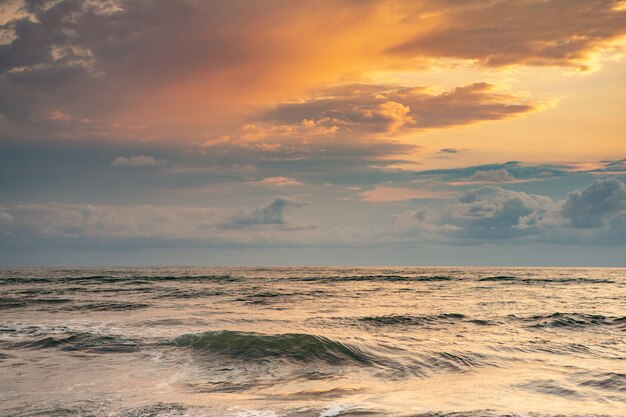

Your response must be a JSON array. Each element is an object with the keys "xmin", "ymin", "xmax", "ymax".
[{"xmin": 1, "ymin": 0, "xmax": 626, "ymax": 266}]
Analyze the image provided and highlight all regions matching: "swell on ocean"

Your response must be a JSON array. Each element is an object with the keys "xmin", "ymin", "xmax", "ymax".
[{"xmin": 0, "ymin": 266, "xmax": 625, "ymax": 416}]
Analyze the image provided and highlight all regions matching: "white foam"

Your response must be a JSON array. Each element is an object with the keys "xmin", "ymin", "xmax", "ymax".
[
  {"xmin": 319, "ymin": 403, "xmax": 358, "ymax": 417},
  {"xmin": 234, "ymin": 410, "xmax": 279, "ymax": 417}
]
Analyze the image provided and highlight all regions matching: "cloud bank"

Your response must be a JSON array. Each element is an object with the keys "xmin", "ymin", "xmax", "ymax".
[
  {"xmin": 0, "ymin": 197, "xmax": 315, "ymax": 245},
  {"xmin": 394, "ymin": 178, "xmax": 626, "ymax": 244},
  {"xmin": 2, "ymin": 179, "xmax": 626, "ymax": 250}
]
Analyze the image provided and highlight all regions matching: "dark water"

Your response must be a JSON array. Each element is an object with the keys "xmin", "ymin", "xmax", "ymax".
[{"xmin": 0, "ymin": 267, "xmax": 624, "ymax": 416}]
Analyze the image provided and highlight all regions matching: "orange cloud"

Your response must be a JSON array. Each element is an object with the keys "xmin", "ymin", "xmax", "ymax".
[
  {"xmin": 0, "ymin": 0, "xmax": 623, "ymax": 141},
  {"xmin": 257, "ymin": 177, "xmax": 302, "ymax": 187},
  {"xmin": 261, "ymin": 83, "xmax": 538, "ymax": 137},
  {"xmin": 388, "ymin": 0, "xmax": 626, "ymax": 70}
]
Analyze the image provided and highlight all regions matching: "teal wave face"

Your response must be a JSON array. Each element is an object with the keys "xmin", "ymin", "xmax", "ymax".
[
  {"xmin": 173, "ymin": 330, "xmax": 373, "ymax": 364},
  {"xmin": 16, "ymin": 333, "xmax": 139, "ymax": 353}
]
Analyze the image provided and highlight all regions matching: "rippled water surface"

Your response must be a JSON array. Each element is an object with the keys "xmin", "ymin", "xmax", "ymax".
[{"xmin": 0, "ymin": 267, "xmax": 625, "ymax": 416}]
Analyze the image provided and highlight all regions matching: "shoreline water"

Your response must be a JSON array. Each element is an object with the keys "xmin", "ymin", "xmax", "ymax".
[{"xmin": 1, "ymin": 266, "xmax": 624, "ymax": 416}]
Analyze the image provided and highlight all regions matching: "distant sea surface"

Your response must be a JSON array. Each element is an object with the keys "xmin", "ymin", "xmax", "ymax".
[{"xmin": 0, "ymin": 267, "xmax": 625, "ymax": 417}]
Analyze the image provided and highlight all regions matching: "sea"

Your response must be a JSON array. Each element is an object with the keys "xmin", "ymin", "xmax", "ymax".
[{"xmin": 0, "ymin": 267, "xmax": 624, "ymax": 417}]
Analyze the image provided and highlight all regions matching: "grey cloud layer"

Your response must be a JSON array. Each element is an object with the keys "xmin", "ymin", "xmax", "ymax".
[
  {"xmin": 0, "ymin": 197, "xmax": 316, "ymax": 246},
  {"xmin": 3, "ymin": 179, "xmax": 626, "ymax": 249}
]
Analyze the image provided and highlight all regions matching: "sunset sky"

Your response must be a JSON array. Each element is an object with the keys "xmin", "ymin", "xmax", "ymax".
[{"xmin": 1, "ymin": 0, "xmax": 626, "ymax": 266}]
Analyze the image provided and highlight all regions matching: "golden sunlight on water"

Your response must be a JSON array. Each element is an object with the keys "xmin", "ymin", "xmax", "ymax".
[{"xmin": 0, "ymin": 267, "xmax": 624, "ymax": 416}]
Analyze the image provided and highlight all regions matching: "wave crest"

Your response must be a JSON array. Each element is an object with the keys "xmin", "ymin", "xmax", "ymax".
[
  {"xmin": 526, "ymin": 313, "xmax": 625, "ymax": 328},
  {"xmin": 173, "ymin": 330, "xmax": 373, "ymax": 364},
  {"xmin": 359, "ymin": 313, "xmax": 466, "ymax": 326}
]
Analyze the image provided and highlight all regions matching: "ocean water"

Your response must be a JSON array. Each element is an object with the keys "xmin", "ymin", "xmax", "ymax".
[{"xmin": 0, "ymin": 267, "xmax": 624, "ymax": 417}]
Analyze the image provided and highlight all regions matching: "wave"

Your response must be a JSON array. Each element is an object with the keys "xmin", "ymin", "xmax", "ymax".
[
  {"xmin": 524, "ymin": 313, "xmax": 626, "ymax": 328},
  {"xmin": 1, "ymin": 324, "xmax": 140, "ymax": 353},
  {"xmin": 523, "ymin": 277, "xmax": 615, "ymax": 284},
  {"xmin": 236, "ymin": 291, "xmax": 288, "ymax": 304},
  {"xmin": 409, "ymin": 413, "xmax": 611, "ymax": 417},
  {"xmin": 578, "ymin": 372, "xmax": 626, "ymax": 392},
  {"xmin": 155, "ymin": 289, "xmax": 226, "ymax": 299},
  {"xmin": 495, "ymin": 339, "xmax": 592, "ymax": 357},
  {"xmin": 236, "ymin": 291, "xmax": 314, "ymax": 305},
  {"xmin": 360, "ymin": 312, "xmax": 623, "ymax": 330},
  {"xmin": 63, "ymin": 302, "xmax": 150, "ymax": 311},
  {"xmin": 0, "ymin": 277, "xmax": 52, "ymax": 285},
  {"xmin": 357, "ymin": 314, "xmax": 497, "ymax": 328},
  {"xmin": 479, "ymin": 276, "xmax": 614, "ymax": 284},
  {"xmin": 299, "ymin": 275, "xmax": 454, "ymax": 283},
  {"xmin": 173, "ymin": 330, "xmax": 373, "ymax": 364},
  {"xmin": 1, "ymin": 274, "xmax": 239, "ymax": 285},
  {"xmin": 395, "ymin": 349, "xmax": 499, "ymax": 376},
  {"xmin": 16, "ymin": 333, "xmax": 139, "ymax": 353},
  {"xmin": 62, "ymin": 286, "xmax": 154, "ymax": 294},
  {"xmin": 135, "ymin": 318, "xmax": 209, "ymax": 327},
  {"xmin": 0, "ymin": 297, "xmax": 72, "ymax": 309},
  {"xmin": 60, "ymin": 274, "xmax": 238, "ymax": 284},
  {"xmin": 0, "ymin": 402, "xmax": 187, "ymax": 417},
  {"xmin": 0, "ymin": 324, "xmax": 73, "ymax": 339},
  {"xmin": 1, "ymin": 404, "xmax": 615, "ymax": 417},
  {"xmin": 478, "ymin": 275, "xmax": 518, "ymax": 282},
  {"xmin": 359, "ymin": 313, "xmax": 466, "ymax": 326},
  {"xmin": 516, "ymin": 379, "xmax": 584, "ymax": 399},
  {"xmin": 171, "ymin": 330, "xmax": 499, "ymax": 380}
]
